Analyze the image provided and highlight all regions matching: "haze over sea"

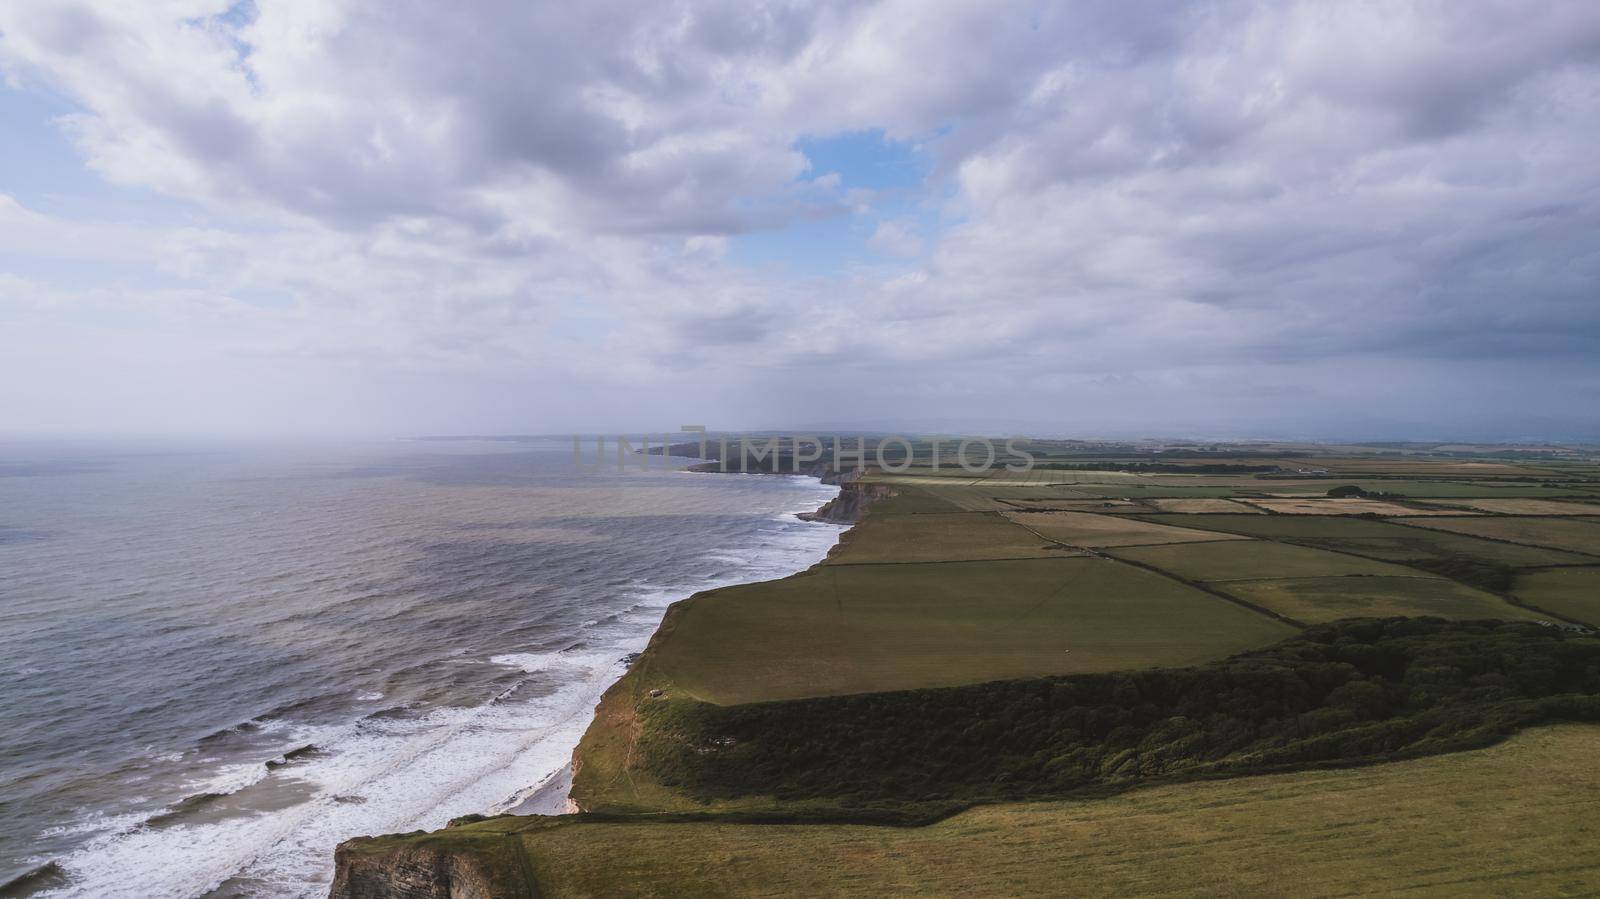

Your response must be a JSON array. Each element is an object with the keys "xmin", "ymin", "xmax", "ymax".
[{"xmin": 0, "ymin": 438, "xmax": 841, "ymax": 897}]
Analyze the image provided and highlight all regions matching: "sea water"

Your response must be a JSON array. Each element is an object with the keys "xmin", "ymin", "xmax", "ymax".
[{"xmin": 0, "ymin": 438, "xmax": 842, "ymax": 897}]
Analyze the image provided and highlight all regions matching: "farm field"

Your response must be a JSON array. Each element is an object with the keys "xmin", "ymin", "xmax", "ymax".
[
  {"xmin": 997, "ymin": 497, "xmax": 1268, "ymax": 514},
  {"xmin": 1220, "ymin": 575, "xmax": 1536, "ymax": 623},
  {"xmin": 1242, "ymin": 497, "xmax": 1466, "ymax": 516},
  {"xmin": 1056, "ymin": 483, "xmax": 1280, "ymax": 498},
  {"xmin": 1269, "ymin": 480, "xmax": 1586, "ymax": 498},
  {"xmin": 1428, "ymin": 498, "xmax": 1600, "ymax": 515},
  {"xmin": 1293, "ymin": 459, "xmax": 1564, "ymax": 477},
  {"xmin": 1397, "ymin": 516, "xmax": 1600, "ymax": 557},
  {"xmin": 859, "ymin": 484, "xmax": 962, "ymax": 514},
  {"xmin": 988, "ymin": 468, "xmax": 1152, "ymax": 484},
  {"xmin": 979, "ymin": 467, "xmax": 1118, "ymax": 487},
  {"xmin": 1004, "ymin": 510, "xmax": 1249, "ymax": 547},
  {"xmin": 931, "ymin": 484, "xmax": 1062, "ymax": 511},
  {"xmin": 1513, "ymin": 567, "xmax": 1600, "ymax": 626},
  {"xmin": 1104, "ymin": 539, "xmax": 1419, "ymax": 581},
  {"xmin": 648, "ymin": 556, "xmax": 1295, "ymax": 704},
  {"xmin": 1146, "ymin": 497, "xmax": 1265, "ymax": 513},
  {"xmin": 997, "ymin": 498, "xmax": 1151, "ymax": 513},
  {"xmin": 1134, "ymin": 514, "xmax": 1592, "ymax": 567},
  {"xmin": 441, "ymin": 725, "xmax": 1600, "ymax": 898},
  {"xmin": 825, "ymin": 511, "xmax": 1069, "ymax": 564}
]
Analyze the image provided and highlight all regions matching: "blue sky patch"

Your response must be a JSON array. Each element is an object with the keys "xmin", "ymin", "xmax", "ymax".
[{"xmin": 729, "ymin": 129, "xmax": 936, "ymax": 273}]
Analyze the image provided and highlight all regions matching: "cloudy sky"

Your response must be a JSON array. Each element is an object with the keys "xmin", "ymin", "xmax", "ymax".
[{"xmin": 1, "ymin": 1, "xmax": 1597, "ymax": 440}]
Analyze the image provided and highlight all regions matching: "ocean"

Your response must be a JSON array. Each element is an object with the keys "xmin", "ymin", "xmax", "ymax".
[{"xmin": 0, "ymin": 438, "xmax": 843, "ymax": 897}]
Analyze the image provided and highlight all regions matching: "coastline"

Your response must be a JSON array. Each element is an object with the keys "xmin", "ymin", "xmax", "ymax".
[
  {"xmin": 328, "ymin": 462, "xmax": 878, "ymax": 897},
  {"xmin": 551, "ymin": 465, "xmax": 865, "ymax": 815},
  {"xmin": 561, "ymin": 466, "xmax": 880, "ymax": 816},
  {"xmin": 506, "ymin": 763, "xmax": 573, "ymax": 816},
  {"xmin": 5, "ymin": 447, "xmax": 851, "ymax": 898}
]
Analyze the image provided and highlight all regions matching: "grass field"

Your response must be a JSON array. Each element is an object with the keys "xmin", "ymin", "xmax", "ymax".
[
  {"xmin": 995, "ymin": 498, "xmax": 1152, "ymax": 513},
  {"xmin": 1243, "ymin": 497, "xmax": 1464, "ymax": 515},
  {"xmin": 920, "ymin": 484, "xmax": 1051, "ymax": 511},
  {"xmin": 1300, "ymin": 459, "xmax": 1562, "ymax": 477},
  {"xmin": 825, "ymin": 511, "xmax": 1070, "ymax": 564},
  {"xmin": 1513, "ymin": 567, "xmax": 1600, "ymax": 626},
  {"xmin": 444, "ymin": 725, "xmax": 1600, "ymax": 898},
  {"xmin": 1428, "ymin": 498, "xmax": 1600, "ymax": 515},
  {"xmin": 1004, "ymin": 510, "xmax": 1249, "ymax": 548},
  {"xmin": 649, "ymin": 557, "xmax": 1295, "ymax": 704},
  {"xmin": 860, "ymin": 485, "xmax": 962, "ymax": 514},
  {"xmin": 1136, "ymin": 514, "xmax": 1592, "ymax": 567},
  {"xmin": 1146, "ymin": 497, "xmax": 1265, "ymax": 513},
  {"xmin": 1261, "ymin": 480, "xmax": 1583, "ymax": 498},
  {"xmin": 1051, "ymin": 483, "xmax": 1272, "ymax": 498},
  {"xmin": 1396, "ymin": 516, "xmax": 1600, "ymax": 557},
  {"xmin": 1126, "ymin": 477, "xmax": 1583, "ymax": 496},
  {"xmin": 1221, "ymin": 575, "xmax": 1538, "ymax": 623},
  {"xmin": 1104, "ymin": 539, "xmax": 1420, "ymax": 581}
]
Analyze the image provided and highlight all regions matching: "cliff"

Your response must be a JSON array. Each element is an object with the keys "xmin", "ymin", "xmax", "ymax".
[
  {"xmin": 328, "ymin": 820, "xmax": 537, "ymax": 899},
  {"xmin": 797, "ymin": 471, "xmax": 887, "ymax": 523}
]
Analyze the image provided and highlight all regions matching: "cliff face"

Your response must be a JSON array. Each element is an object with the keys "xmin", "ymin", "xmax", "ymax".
[
  {"xmin": 328, "ymin": 828, "xmax": 537, "ymax": 899},
  {"xmin": 797, "ymin": 473, "xmax": 888, "ymax": 524},
  {"xmin": 681, "ymin": 458, "xmax": 883, "ymax": 524}
]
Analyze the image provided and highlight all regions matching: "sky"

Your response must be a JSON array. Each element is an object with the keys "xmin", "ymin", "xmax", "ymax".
[{"xmin": 0, "ymin": 1, "xmax": 1597, "ymax": 441}]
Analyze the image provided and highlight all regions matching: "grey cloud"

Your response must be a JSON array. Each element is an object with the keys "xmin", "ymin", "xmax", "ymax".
[
  {"xmin": 2, "ymin": 0, "xmax": 843, "ymax": 232},
  {"xmin": 1, "ymin": 0, "xmax": 1598, "ymax": 438}
]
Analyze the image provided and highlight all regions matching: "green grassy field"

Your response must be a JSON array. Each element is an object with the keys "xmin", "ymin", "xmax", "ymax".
[
  {"xmin": 1105, "ymin": 539, "xmax": 1422, "ymax": 581},
  {"xmin": 1135, "ymin": 513, "xmax": 1592, "ymax": 567},
  {"xmin": 995, "ymin": 498, "xmax": 1153, "ymax": 514},
  {"xmin": 1242, "ymin": 497, "xmax": 1469, "ymax": 516},
  {"xmin": 1049, "ymin": 483, "xmax": 1274, "ymax": 498},
  {"xmin": 1396, "ymin": 516, "xmax": 1600, "ymax": 557},
  {"xmin": 824, "ymin": 511, "xmax": 1067, "ymax": 564},
  {"xmin": 1513, "ymin": 566, "xmax": 1600, "ymax": 626},
  {"xmin": 1146, "ymin": 497, "xmax": 1266, "ymax": 513},
  {"xmin": 1265, "ymin": 480, "xmax": 1586, "ymax": 497},
  {"xmin": 859, "ymin": 484, "xmax": 963, "ymax": 514},
  {"xmin": 915, "ymin": 483, "xmax": 1075, "ymax": 511},
  {"xmin": 1004, "ymin": 510, "xmax": 1250, "ymax": 548},
  {"xmin": 649, "ymin": 556, "xmax": 1295, "ymax": 704},
  {"xmin": 1429, "ymin": 498, "xmax": 1600, "ymax": 515},
  {"xmin": 403, "ymin": 725, "xmax": 1600, "ymax": 898},
  {"xmin": 1220, "ymin": 575, "xmax": 1539, "ymax": 623}
]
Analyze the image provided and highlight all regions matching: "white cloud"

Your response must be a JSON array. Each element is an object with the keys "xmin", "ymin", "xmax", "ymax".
[
  {"xmin": 0, "ymin": 0, "xmax": 1597, "ymax": 437},
  {"xmin": 868, "ymin": 218, "xmax": 922, "ymax": 257}
]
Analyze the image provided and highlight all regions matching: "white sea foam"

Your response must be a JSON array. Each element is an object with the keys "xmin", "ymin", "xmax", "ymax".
[
  {"xmin": 37, "ymin": 811, "xmax": 149, "ymax": 841},
  {"xmin": 487, "ymin": 652, "xmax": 562, "ymax": 673},
  {"xmin": 186, "ymin": 761, "xmax": 271, "ymax": 797}
]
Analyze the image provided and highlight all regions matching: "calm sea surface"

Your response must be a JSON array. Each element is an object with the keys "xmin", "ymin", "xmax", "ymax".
[{"xmin": 0, "ymin": 439, "xmax": 841, "ymax": 897}]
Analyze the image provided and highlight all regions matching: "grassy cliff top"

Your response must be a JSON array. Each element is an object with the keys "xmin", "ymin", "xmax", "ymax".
[{"xmin": 384, "ymin": 724, "xmax": 1600, "ymax": 898}]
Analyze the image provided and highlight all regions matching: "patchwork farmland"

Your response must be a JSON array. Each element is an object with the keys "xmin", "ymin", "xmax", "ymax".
[{"xmin": 338, "ymin": 441, "xmax": 1600, "ymax": 896}]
